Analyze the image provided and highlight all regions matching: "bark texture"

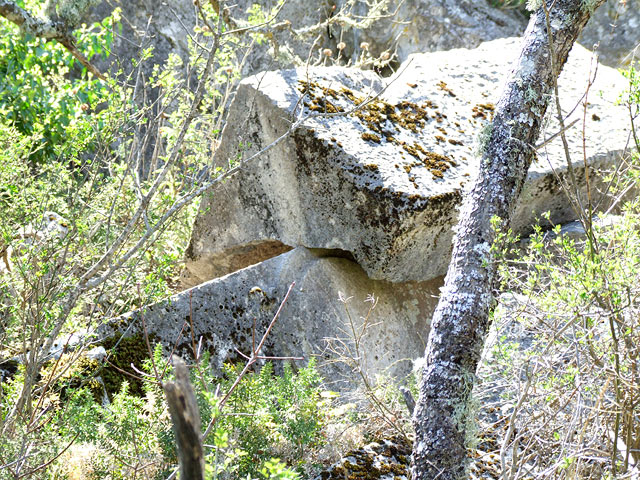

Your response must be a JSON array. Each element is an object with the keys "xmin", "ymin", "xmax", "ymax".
[
  {"xmin": 164, "ymin": 358, "xmax": 205, "ymax": 480},
  {"xmin": 411, "ymin": 2, "xmax": 605, "ymax": 479}
]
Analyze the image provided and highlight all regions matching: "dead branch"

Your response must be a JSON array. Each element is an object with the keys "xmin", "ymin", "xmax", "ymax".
[{"xmin": 163, "ymin": 357, "xmax": 205, "ymax": 480}]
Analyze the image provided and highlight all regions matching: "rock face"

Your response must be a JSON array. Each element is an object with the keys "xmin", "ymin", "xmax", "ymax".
[
  {"xmin": 259, "ymin": 0, "xmax": 639, "ymax": 71},
  {"xmin": 83, "ymin": 1, "xmax": 523, "ymax": 88},
  {"xmin": 351, "ymin": 0, "xmax": 526, "ymax": 64},
  {"xmin": 100, "ymin": 247, "xmax": 441, "ymax": 389},
  {"xmin": 579, "ymin": 0, "xmax": 640, "ymax": 66},
  {"xmin": 88, "ymin": 0, "xmax": 197, "ymax": 78},
  {"xmin": 228, "ymin": 0, "xmax": 525, "ymax": 74},
  {"xmin": 185, "ymin": 37, "xmax": 629, "ymax": 286}
]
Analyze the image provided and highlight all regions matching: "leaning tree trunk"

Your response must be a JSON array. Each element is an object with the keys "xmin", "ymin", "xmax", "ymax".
[{"xmin": 411, "ymin": 1, "xmax": 605, "ymax": 479}]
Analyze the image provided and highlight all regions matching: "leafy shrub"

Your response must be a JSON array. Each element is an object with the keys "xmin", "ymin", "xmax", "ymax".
[
  {"xmin": 489, "ymin": 196, "xmax": 640, "ymax": 477},
  {"xmin": 0, "ymin": 2, "xmax": 271, "ymax": 476},
  {"xmin": 200, "ymin": 359, "xmax": 328, "ymax": 479},
  {"xmin": 0, "ymin": 2, "xmax": 116, "ymax": 163},
  {"xmin": 32, "ymin": 351, "xmax": 329, "ymax": 480}
]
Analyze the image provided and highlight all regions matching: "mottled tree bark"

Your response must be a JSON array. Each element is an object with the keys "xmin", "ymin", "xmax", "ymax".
[{"xmin": 411, "ymin": 2, "xmax": 605, "ymax": 479}]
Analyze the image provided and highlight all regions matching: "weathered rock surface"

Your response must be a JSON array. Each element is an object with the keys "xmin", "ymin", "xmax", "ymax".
[
  {"xmin": 515, "ymin": 214, "xmax": 624, "ymax": 251},
  {"xmin": 87, "ymin": 0, "xmax": 197, "ymax": 78},
  {"xmin": 579, "ymin": 0, "xmax": 640, "ymax": 67},
  {"xmin": 185, "ymin": 37, "xmax": 629, "ymax": 285},
  {"xmin": 348, "ymin": 0, "xmax": 526, "ymax": 65},
  {"xmin": 227, "ymin": 0, "xmax": 526, "ymax": 73},
  {"xmin": 99, "ymin": 247, "xmax": 440, "ymax": 389},
  {"xmin": 82, "ymin": 0, "xmax": 525, "ymax": 81}
]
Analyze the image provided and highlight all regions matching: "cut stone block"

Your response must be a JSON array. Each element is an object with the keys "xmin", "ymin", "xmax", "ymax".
[
  {"xmin": 99, "ymin": 247, "xmax": 441, "ymax": 389},
  {"xmin": 186, "ymin": 37, "xmax": 629, "ymax": 285}
]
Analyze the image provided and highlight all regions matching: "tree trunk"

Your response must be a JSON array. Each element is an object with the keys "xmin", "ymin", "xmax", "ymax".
[{"xmin": 411, "ymin": 1, "xmax": 605, "ymax": 479}]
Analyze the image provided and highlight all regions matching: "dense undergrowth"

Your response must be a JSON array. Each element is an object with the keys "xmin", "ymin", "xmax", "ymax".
[
  {"xmin": 479, "ymin": 60, "xmax": 640, "ymax": 479},
  {"xmin": 0, "ymin": 1, "xmax": 283, "ymax": 477}
]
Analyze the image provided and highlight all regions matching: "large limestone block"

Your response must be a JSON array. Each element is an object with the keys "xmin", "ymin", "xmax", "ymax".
[
  {"xmin": 186, "ymin": 37, "xmax": 629, "ymax": 285},
  {"xmin": 99, "ymin": 247, "xmax": 440, "ymax": 389}
]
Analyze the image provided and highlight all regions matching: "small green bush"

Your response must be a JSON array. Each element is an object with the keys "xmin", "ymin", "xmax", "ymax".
[
  {"xmin": 40, "ymin": 354, "xmax": 329, "ymax": 480},
  {"xmin": 490, "ymin": 187, "xmax": 640, "ymax": 476},
  {"xmin": 0, "ymin": 2, "xmax": 116, "ymax": 163},
  {"xmin": 200, "ymin": 359, "xmax": 328, "ymax": 479}
]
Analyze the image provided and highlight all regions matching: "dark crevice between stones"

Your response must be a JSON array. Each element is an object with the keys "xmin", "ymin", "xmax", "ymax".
[
  {"xmin": 182, "ymin": 239, "xmax": 294, "ymax": 288},
  {"xmin": 307, "ymin": 247, "xmax": 356, "ymax": 262}
]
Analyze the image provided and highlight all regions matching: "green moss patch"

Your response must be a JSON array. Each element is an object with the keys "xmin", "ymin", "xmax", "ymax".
[{"xmin": 98, "ymin": 333, "xmax": 160, "ymax": 398}]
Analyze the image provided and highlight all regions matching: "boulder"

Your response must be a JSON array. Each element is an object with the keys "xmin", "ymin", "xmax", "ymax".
[
  {"xmin": 579, "ymin": 0, "xmax": 640, "ymax": 67},
  {"xmin": 519, "ymin": 214, "xmax": 625, "ymax": 248},
  {"xmin": 185, "ymin": 37, "xmax": 630, "ymax": 285},
  {"xmin": 226, "ymin": 0, "xmax": 526, "ymax": 74},
  {"xmin": 98, "ymin": 247, "xmax": 441, "ymax": 390},
  {"xmin": 87, "ymin": 0, "xmax": 197, "ymax": 78}
]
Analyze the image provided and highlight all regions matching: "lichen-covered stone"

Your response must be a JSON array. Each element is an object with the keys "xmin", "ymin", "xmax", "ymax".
[
  {"xmin": 186, "ymin": 37, "xmax": 629, "ymax": 285},
  {"xmin": 99, "ymin": 247, "xmax": 441, "ymax": 389},
  {"xmin": 315, "ymin": 437, "xmax": 411, "ymax": 480}
]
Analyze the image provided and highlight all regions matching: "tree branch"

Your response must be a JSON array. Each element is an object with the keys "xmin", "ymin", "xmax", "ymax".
[
  {"xmin": 0, "ymin": 0, "xmax": 63, "ymax": 38},
  {"xmin": 0, "ymin": 0, "xmax": 105, "ymax": 80}
]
